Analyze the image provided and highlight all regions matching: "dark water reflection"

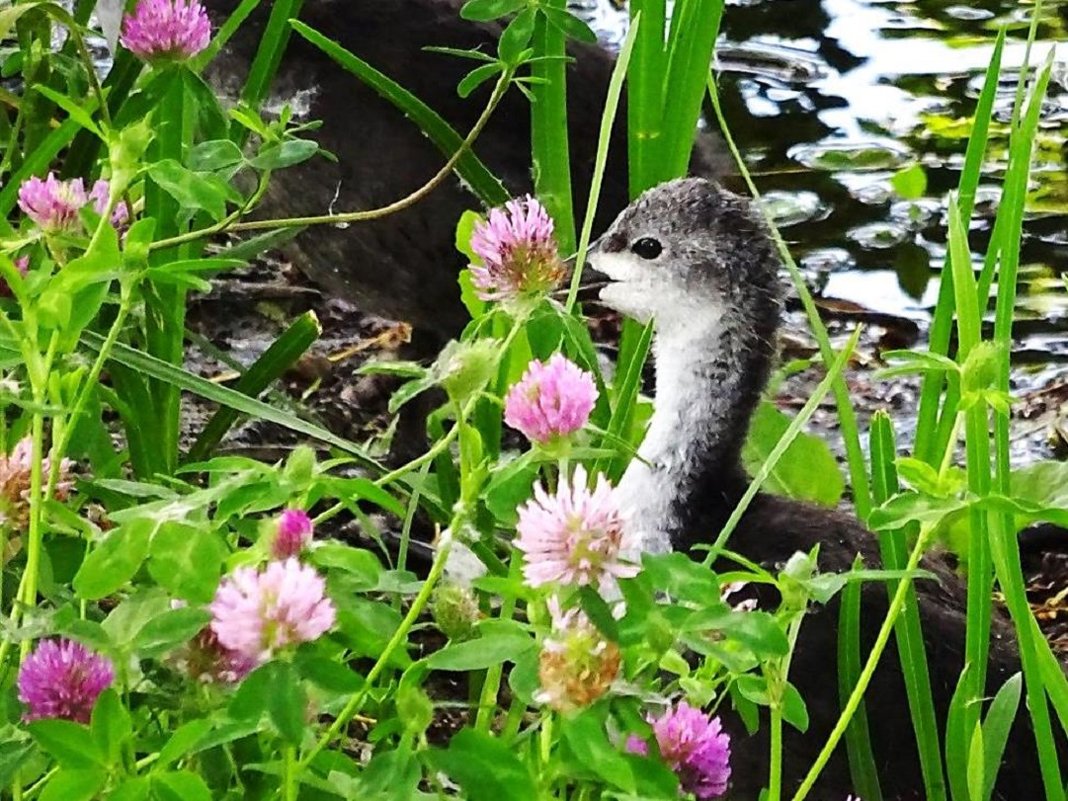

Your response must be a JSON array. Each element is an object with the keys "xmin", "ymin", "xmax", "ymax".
[{"xmin": 578, "ymin": 0, "xmax": 1068, "ymax": 330}]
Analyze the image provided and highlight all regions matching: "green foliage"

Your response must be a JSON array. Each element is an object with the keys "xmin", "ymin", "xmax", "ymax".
[
  {"xmin": 0, "ymin": 0, "xmax": 1065, "ymax": 799},
  {"xmin": 742, "ymin": 401, "xmax": 844, "ymax": 507}
]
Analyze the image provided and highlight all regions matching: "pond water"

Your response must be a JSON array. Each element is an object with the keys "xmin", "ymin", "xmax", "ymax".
[{"xmin": 577, "ymin": 0, "xmax": 1068, "ymax": 337}]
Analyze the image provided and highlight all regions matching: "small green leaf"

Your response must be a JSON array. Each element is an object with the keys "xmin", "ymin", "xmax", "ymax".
[
  {"xmin": 460, "ymin": 0, "xmax": 526, "ymax": 21},
  {"xmin": 102, "ymin": 590, "xmax": 170, "ymax": 647},
  {"xmin": 310, "ymin": 543, "xmax": 382, "ymax": 589},
  {"xmin": 132, "ymin": 607, "xmax": 212, "ymax": 657},
  {"xmin": 428, "ymin": 728, "xmax": 536, "ymax": 801},
  {"xmin": 156, "ymin": 720, "xmax": 213, "ymax": 769},
  {"xmin": 38, "ymin": 769, "xmax": 107, "ymax": 801},
  {"xmin": 266, "ymin": 662, "xmax": 308, "ymax": 745},
  {"xmin": 73, "ymin": 518, "xmax": 153, "ymax": 600},
  {"xmin": 0, "ymin": 739, "xmax": 35, "ymax": 788},
  {"xmin": 734, "ymin": 674, "xmax": 770, "ymax": 706},
  {"xmin": 781, "ymin": 681, "xmax": 810, "ymax": 733},
  {"xmin": 146, "ymin": 160, "xmax": 239, "ymax": 221},
  {"xmin": 685, "ymin": 608, "xmax": 789, "ymax": 658},
  {"xmin": 540, "ymin": 5, "xmax": 597, "ymax": 43},
  {"xmin": 562, "ymin": 709, "xmax": 635, "ymax": 792},
  {"xmin": 890, "ymin": 163, "xmax": 928, "ymax": 200},
  {"xmin": 298, "ymin": 657, "xmax": 364, "ymax": 694},
  {"xmin": 458, "ymin": 62, "xmax": 504, "ymax": 99},
  {"xmin": 483, "ymin": 455, "xmax": 536, "ymax": 527},
  {"xmin": 147, "ymin": 522, "xmax": 228, "ymax": 603},
  {"xmin": 188, "ymin": 139, "xmax": 244, "ymax": 171},
  {"xmin": 152, "ymin": 770, "xmax": 212, "ymax": 801},
  {"xmin": 498, "ymin": 8, "xmax": 536, "ymax": 64},
  {"xmin": 90, "ymin": 690, "xmax": 131, "ymax": 765},
  {"xmin": 34, "ymin": 85, "xmax": 103, "ymax": 139},
  {"xmin": 248, "ymin": 138, "xmax": 320, "ymax": 170},
  {"xmin": 27, "ymin": 720, "xmax": 104, "ymax": 769},
  {"xmin": 640, "ymin": 552, "xmax": 720, "ymax": 604},
  {"xmin": 425, "ymin": 629, "xmax": 535, "ymax": 671},
  {"xmin": 742, "ymin": 401, "xmax": 844, "ymax": 507},
  {"xmin": 108, "ymin": 777, "xmax": 151, "ymax": 801},
  {"xmin": 981, "ymin": 673, "xmax": 1022, "ymax": 801},
  {"xmin": 230, "ymin": 664, "xmax": 272, "ymax": 721}
]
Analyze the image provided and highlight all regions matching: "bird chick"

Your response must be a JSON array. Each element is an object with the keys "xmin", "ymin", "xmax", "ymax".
[{"xmin": 589, "ymin": 178, "xmax": 1053, "ymax": 799}]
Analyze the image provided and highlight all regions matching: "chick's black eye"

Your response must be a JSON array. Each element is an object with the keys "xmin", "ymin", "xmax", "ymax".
[{"xmin": 631, "ymin": 237, "xmax": 663, "ymax": 260}]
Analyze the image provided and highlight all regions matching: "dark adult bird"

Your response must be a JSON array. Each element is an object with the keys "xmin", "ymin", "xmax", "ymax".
[
  {"xmin": 588, "ymin": 177, "xmax": 1057, "ymax": 799},
  {"xmin": 204, "ymin": 0, "xmax": 723, "ymax": 357}
]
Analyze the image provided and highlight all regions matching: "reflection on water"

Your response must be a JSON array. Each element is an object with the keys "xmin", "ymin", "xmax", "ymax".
[{"xmin": 579, "ymin": 0, "xmax": 1068, "ymax": 329}]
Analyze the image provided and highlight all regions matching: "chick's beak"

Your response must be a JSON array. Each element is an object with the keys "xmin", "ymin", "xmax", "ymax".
[
  {"xmin": 554, "ymin": 241, "xmax": 610, "ymax": 302},
  {"xmin": 573, "ymin": 236, "xmax": 612, "ymax": 285}
]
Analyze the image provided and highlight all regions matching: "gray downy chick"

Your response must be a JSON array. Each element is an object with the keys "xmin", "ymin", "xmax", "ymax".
[{"xmin": 589, "ymin": 177, "xmax": 1056, "ymax": 799}]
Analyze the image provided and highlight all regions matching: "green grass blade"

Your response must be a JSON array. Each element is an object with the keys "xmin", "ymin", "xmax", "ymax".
[
  {"xmin": 838, "ymin": 555, "xmax": 883, "ymax": 801},
  {"xmin": 599, "ymin": 320, "xmax": 654, "ymax": 482},
  {"xmin": 913, "ymin": 29, "xmax": 1004, "ymax": 467},
  {"xmin": 984, "ymin": 51, "xmax": 1066, "ymax": 798},
  {"xmin": 565, "ymin": 11, "xmax": 639, "ymax": 313},
  {"xmin": 945, "ymin": 664, "xmax": 973, "ymax": 801},
  {"xmin": 194, "ymin": 0, "xmax": 263, "ymax": 69},
  {"xmin": 0, "ymin": 118, "xmax": 81, "ymax": 222},
  {"xmin": 81, "ymin": 332, "xmax": 383, "ymax": 473},
  {"xmin": 627, "ymin": 0, "xmax": 666, "ymax": 197},
  {"xmin": 186, "ymin": 310, "xmax": 321, "ymax": 462},
  {"xmin": 706, "ymin": 77, "xmax": 872, "ymax": 518},
  {"xmin": 947, "ymin": 194, "xmax": 994, "ymax": 751},
  {"xmin": 530, "ymin": 0, "xmax": 576, "ymax": 253},
  {"xmin": 290, "ymin": 20, "xmax": 508, "ymax": 207},
  {"xmin": 869, "ymin": 411, "xmax": 946, "ymax": 800},
  {"xmin": 660, "ymin": 0, "xmax": 721, "ymax": 182},
  {"xmin": 706, "ymin": 326, "xmax": 861, "ymax": 557},
  {"xmin": 232, "ymin": 0, "xmax": 304, "ymax": 142},
  {"xmin": 981, "ymin": 674, "xmax": 1022, "ymax": 801}
]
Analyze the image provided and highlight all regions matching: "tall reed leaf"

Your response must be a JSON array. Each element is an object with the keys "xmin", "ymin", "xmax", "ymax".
[
  {"xmin": 530, "ymin": 0, "xmax": 577, "ymax": 252},
  {"xmin": 627, "ymin": 0, "xmax": 665, "ymax": 197},
  {"xmin": 838, "ymin": 554, "xmax": 882, "ymax": 801},
  {"xmin": 81, "ymin": 333, "xmax": 383, "ymax": 474},
  {"xmin": 984, "ymin": 51, "xmax": 1066, "ymax": 798},
  {"xmin": 187, "ymin": 311, "xmax": 321, "ymax": 462},
  {"xmin": 946, "ymin": 193, "xmax": 995, "ymax": 756},
  {"xmin": 868, "ymin": 411, "xmax": 945, "ymax": 800},
  {"xmin": 913, "ymin": 30, "xmax": 1004, "ymax": 468},
  {"xmin": 290, "ymin": 20, "xmax": 508, "ymax": 207},
  {"xmin": 659, "ymin": 0, "xmax": 721, "ymax": 182}
]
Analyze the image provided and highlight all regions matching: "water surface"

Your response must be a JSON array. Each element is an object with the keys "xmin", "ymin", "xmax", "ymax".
[{"xmin": 579, "ymin": 0, "xmax": 1068, "ymax": 331}]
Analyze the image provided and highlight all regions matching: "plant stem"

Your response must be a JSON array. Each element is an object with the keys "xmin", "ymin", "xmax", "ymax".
[
  {"xmin": 705, "ymin": 327, "xmax": 859, "ymax": 561},
  {"xmin": 298, "ymin": 535, "xmax": 453, "ymax": 770},
  {"xmin": 49, "ymin": 282, "xmax": 135, "ymax": 493},
  {"xmin": 767, "ymin": 705, "xmax": 783, "ymax": 801},
  {"xmin": 474, "ymin": 552, "xmax": 519, "ymax": 732},
  {"xmin": 789, "ymin": 524, "xmax": 933, "ymax": 801},
  {"xmin": 18, "ymin": 396, "xmax": 46, "ymax": 663},
  {"xmin": 151, "ymin": 72, "xmax": 512, "ymax": 251},
  {"xmin": 283, "ymin": 745, "xmax": 298, "ymax": 801}
]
